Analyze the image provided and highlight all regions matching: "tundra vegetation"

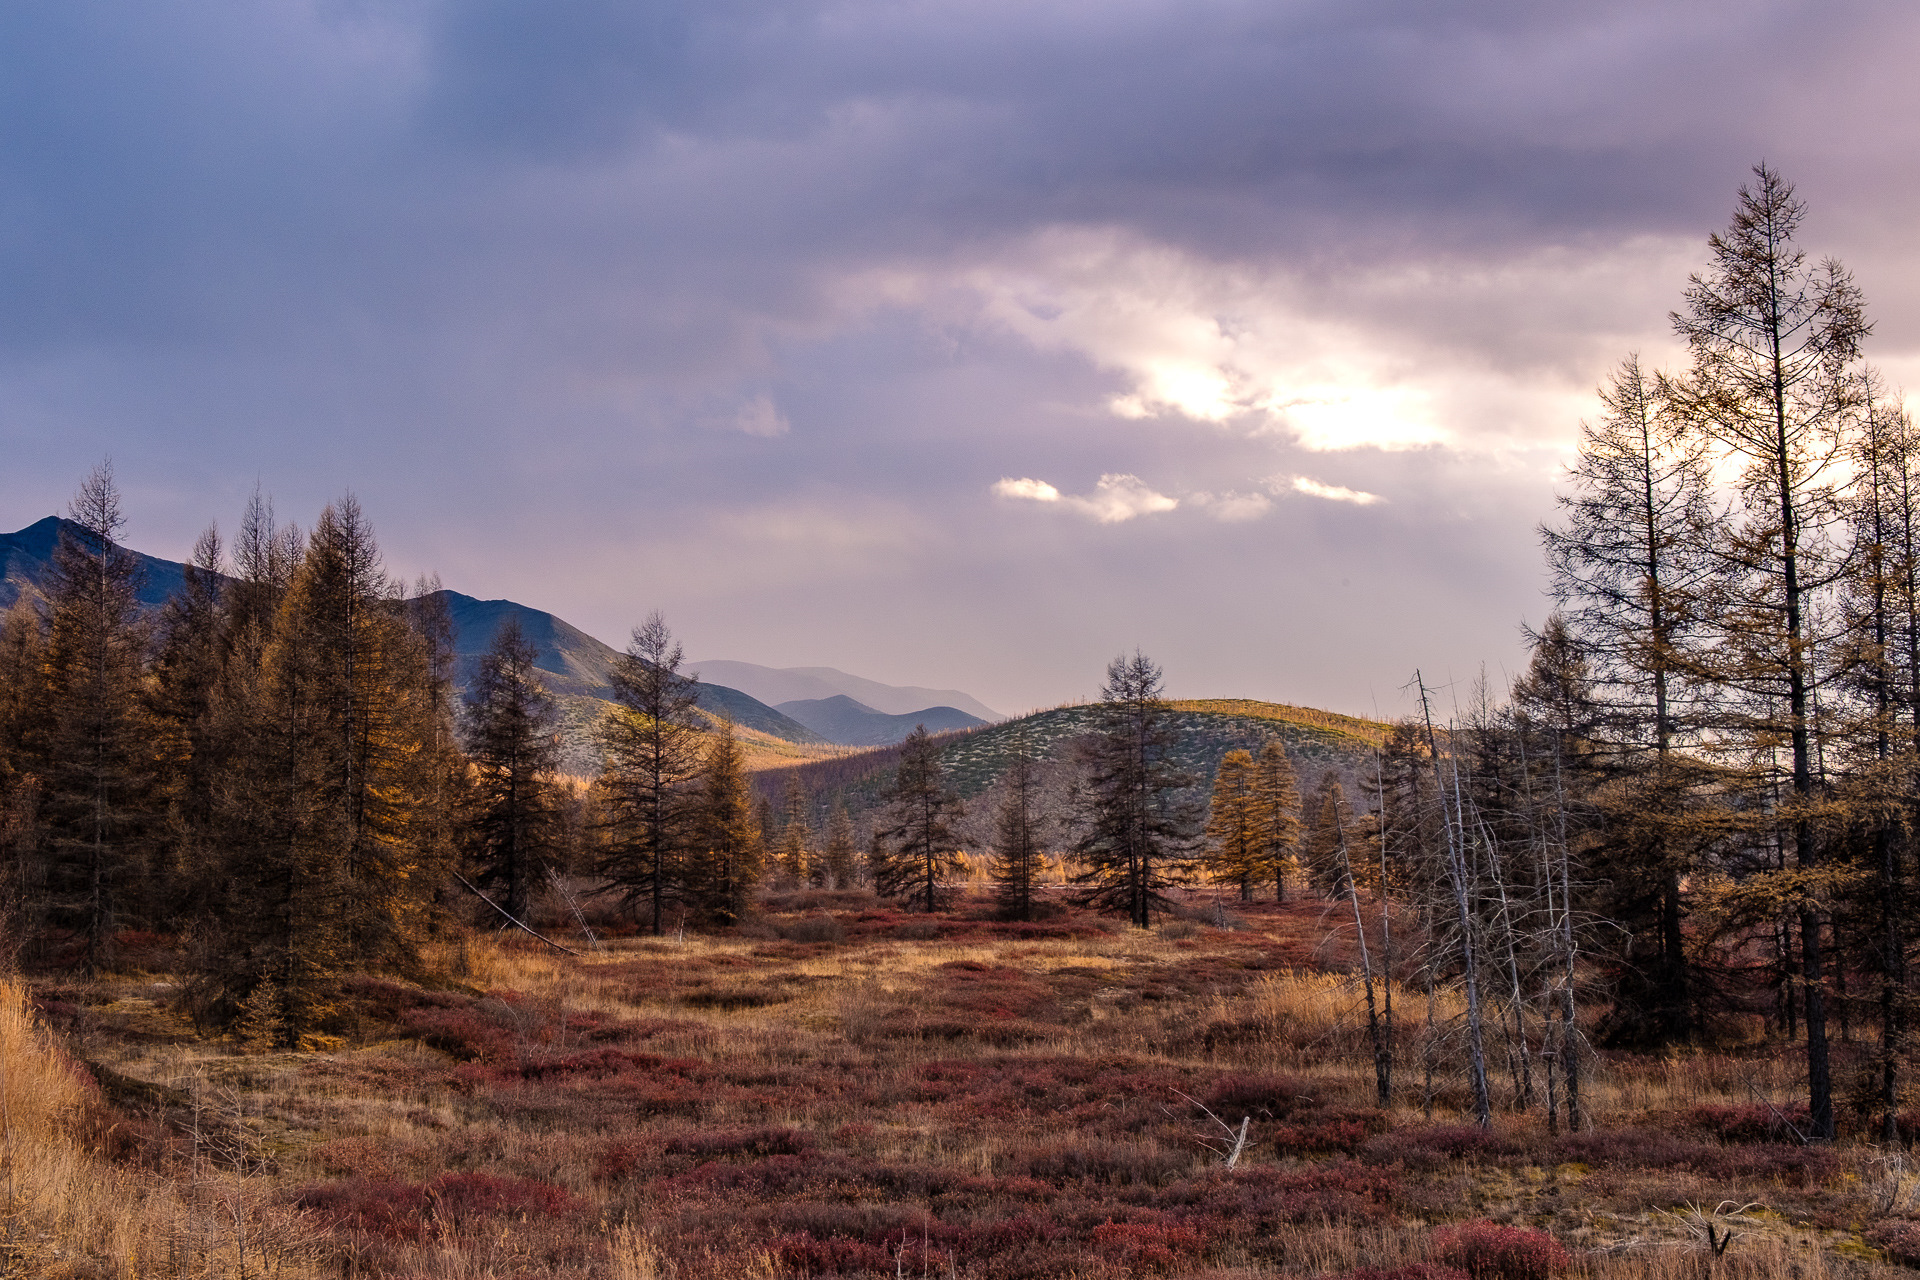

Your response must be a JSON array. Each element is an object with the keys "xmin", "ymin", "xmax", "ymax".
[{"xmin": 6, "ymin": 163, "xmax": 1920, "ymax": 1278}]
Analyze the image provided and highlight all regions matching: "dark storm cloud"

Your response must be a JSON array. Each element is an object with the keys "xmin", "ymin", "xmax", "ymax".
[{"xmin": 1, "ymin": 0, "xmax": 1915, "ymax": 713}]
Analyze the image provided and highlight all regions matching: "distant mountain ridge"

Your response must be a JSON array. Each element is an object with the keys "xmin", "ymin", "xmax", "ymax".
[
  {"xmin": 774, "ymin": 694, "xmax": 985, "ymax": 746},
  {"xmin": 0, "ymin": 517, "xmax": 196, "ymax": 612},
  {"xmin": 430, "ymin": 591, "xmax": 823, "ymax": 747},
  {"xmin": 0, "ymin": 518, "xmax": 822, "ymax": 756},
  {"xmin": 688, "ymin": 659, "xmax": 1003, "ymax": 722}
]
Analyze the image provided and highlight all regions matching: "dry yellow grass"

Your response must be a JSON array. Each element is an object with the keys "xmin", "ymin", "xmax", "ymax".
[{"xmin": 0, "ymin": 977, "xmax": 323, "ymax": 1280}]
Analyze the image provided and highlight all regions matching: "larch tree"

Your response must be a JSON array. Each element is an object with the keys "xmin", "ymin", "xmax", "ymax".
[
  {"xmin": 1671, "ymin": 164, "xmax": 1869, "ymax": 1139},
  {"xmin": 1251, "ymin": 737, "xmax": 1303, "ymax": 902},
  {"xmin": 683, "ymin": 723, "xmax": 760, "ymax": 925},
  {"xmin": 990, "ymin": 730, "xmax": 1047, "ymax": 921},
  {"xmin": 0, "ymin": 597, "xmax": 46, "ymax": 939},
  {"xmin": 1834, "ymin": 384, "xmax": 1920, "ymax": 1139},
  {"xmin": 199, "ymin": 498, "xmax": 444, "ymax": 1045},
  {"xmin": 36, "ymin": 463, "xmax": 156, "ymax": 975},
  {"xmin": 1540, "ymin": 353, "xmax": 1719, "ymax": 1046},
  {"xmin": 1205, "ymin": 749, "xmax": 1266, "ymax": 902},
  {"xmin": 1070, "ymin": 653, "xmax": 1199, "ymax": 927},
  {"xmin": 461, "ymin": 618, "xmax": 562, "ymax": 922},
  {"xmin": 151, "ymin": 525, "xmax": 227, "ymax": 921},
  {"xmin": 875, "ymin": 725, "xmax": 964, "ymax": 913},
  {"xmin": 1304, "ymin": 773, "xmax": 1357, "ymax": 900},
  {"xmin": 776, "ymin": 773, "xmax": 813, "ymax": 888},
  {"xmin": 597, "ymin": 612, "xmax": 704, "ymax": 933},
  {"xmin": 822, "ymin": 801, "xmax": 858, "ymax": 889}
]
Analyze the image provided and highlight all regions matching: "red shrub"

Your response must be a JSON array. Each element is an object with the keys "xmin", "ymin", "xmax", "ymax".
[
  {"xmin": 1678, "ymin": 1103, "xmax": 1810, "ymax": 1144},
  {"xmin": 1362, "ymin": 1125, "xmax": 1521, "ymax": 1170},
  {"xmin": 1203, "ymin": 1073, "xmax": 1320, "ymax": 1118},
  {"xmin": 1870, "ymin": 1220, "xmax": 1920, "ymax": 1265},
  {"xmin": 1157, "ymin": 1161, "xmax": 1398, "ymax": 1229},
  {"xmin": 1432, "ymin": 1221, "xmax": 1569, "ymax": 1280},
  {"xmin": 1330, "ymin": 1266, "xmax": 1472, "ymax": 1280},
  {"xmin": 773, "ymin": 1231, "xmax": 897, "ymax": 1276},
  {"xmin": 297, "ymin": 1172, "xmax": 582, "ymax": 1239},
  {"xmin": 1091, "ymin": 1219, "xmax": 1205, "ymax": 1272},
  {"xmin": 664, "ymin": 1126, "xmax": 817, "ymax": 1159}
]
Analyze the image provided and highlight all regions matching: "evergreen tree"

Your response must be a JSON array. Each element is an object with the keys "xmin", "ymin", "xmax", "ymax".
[
  {"xmin": 822, "ymin": 801, "xmax": 858, "ymax": 890},
  {"xmin": 875, "ymin": 725, "xmax": 963, "ymax": 912},
  {"xmin": 1304, "ymin": 773, "xmax": 1357, "ymax": 900},
  {"xmin": 0, "ymin": 597, "xmax": 47, "ymax": 946},
  {"xmin": 990, "ymin": 731, "xmax": 1047, "ymax": 921},
  {"xmin": 1205, "ymin": 749, "xmax": 1266, "ymax": 902},
  {"xmin": 198, "ymin": 498, "xmax": 444, "ymax": 1045},
  {"xmin": 1251, "ymin": 737, "xmax": 1303, "ymax": 902},
  {"xmin": 1539, "ymin": 353, "xmax": 1719, "ymax": 1046},
  {"xmin": 461, "ymin": 618, "xmax": 561, "ymax": 921},
  {"xmin": 1671, "ymin": 165, "xmax": 1869, "ymax": 1139},
  {"xmin": 776, "ymin": 774, "xmax": 812, "ymax": 888},
  {"xmin": 36, "ymin": 463, "xmax": 157, "ymax": 974},
  {"xmin": 597, "ymin": 612, "xmax": 704, "ymax": 932},
  {"xmin": 1069, "ymin": 653, "xmax": 1199, "ymax": 926},
  {"xmin": 151, "ymin": 525, "xmax": 227, "ymax": 921},
  {"xmin": 683, "ymin": 723, "xmax": 760, "ymax": 925}
]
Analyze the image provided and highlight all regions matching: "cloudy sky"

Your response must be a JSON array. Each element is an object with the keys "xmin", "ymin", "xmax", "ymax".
[{"xmin": 4, "ymin": 1, "xmax": 1919, "ymax": 718}]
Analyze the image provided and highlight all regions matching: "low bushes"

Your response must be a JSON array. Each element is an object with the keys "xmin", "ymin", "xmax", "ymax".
[{"xmin": 1431, "ymin": 1221, "xmax": 1570, "ymax": 1280}]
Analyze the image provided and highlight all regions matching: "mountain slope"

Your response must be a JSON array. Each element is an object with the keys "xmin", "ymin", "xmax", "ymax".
[
  {"xmin": 0, "ymin": 517, "xmax": 196, "ymax": 612},
  {"xmin": 0, "ymin": 519, "xmax": 823, "ymax": 756},
  {"xmin": 773, "ymin": 694, "xmax": 985, "ymax": 746},
  {"xmin": 426, "ymin": 590, "xmax": 824, "ymax": 747},
  {"xmin": 753, "ymin": 698, "xmax": 1387, "ymax": 819},
  {"xmin": 689, "ymin": 659, "xmax": 1003, "ymax": 722}
]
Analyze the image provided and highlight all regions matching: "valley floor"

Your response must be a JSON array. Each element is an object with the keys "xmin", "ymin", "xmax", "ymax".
[{"xmin": 6, "ymin": 891, "xmax": 1916, "ymax": 1280}]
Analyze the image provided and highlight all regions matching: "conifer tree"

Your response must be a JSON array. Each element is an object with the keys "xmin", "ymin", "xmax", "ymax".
[
  {"xmin": 683, "ymin": 723, "xmax": 760, "ymax": 924},
  {"xmin": 597, "ymin": 612, "xmax": 704, "ymax": 932},
  {"xmin": 1070, "ymin": 653, "xmax": 1199, "ymax": 926},
  {"xmin": 1250, "ymin": 738, "xmax": 1303, "ymax": 902},
  {"xmin": 37, "ymin": 463, "xmax": 156, "ymax": 974},
  {"xmin": 1205, "ymin": 749, "xmax": 1266, "ymax": 902},
  {"xmin": 461, "ymin": 618, "xmax": 561, "ymax": 921},
  {"xmin": 151, "ymin": 525, "xmax": 227, "ymax": 919},
  {"xmin": 822, "ymin": 801, "xmax": 858, "ymax": 889},
  {"xmin": 875, "ymin": 725, "xmax": 963, "ymax": 912},
  {"xmin": 197, "ymin": 498, "xmax": 443, "ymax": 1044},
  {"xmin": 0, "ymin": 598, "xmax": 45, "ymax": 943},
  {"xmin": 990, "ymin": 731, "xmax": 1047, "ymax": 921},
  {"xmin": 1304, "ymin": 773, "xmax": 1357, "ymax": 900},
  {"xmin": 776, "ymin": 774, "xmax": 812, "ymax": 888},
  {"xmin": 1671, "ymin": 165, "xmax": 1869, "ymax": 1139}
]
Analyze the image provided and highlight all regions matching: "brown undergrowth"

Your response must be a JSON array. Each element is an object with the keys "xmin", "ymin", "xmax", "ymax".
[{"xmin": 15, "ymin": 890, "xmax": 1919, "ymax": 1279}]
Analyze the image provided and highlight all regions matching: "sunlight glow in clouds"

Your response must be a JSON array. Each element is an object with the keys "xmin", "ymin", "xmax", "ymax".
[
  {"xmin": 993, "ymin": 473, "xmax": 1178, "ymax": 523},
  {"xmin": 1287, "ymin": 476, "xmax": 1384, "ymax": 506},
  {"xmin": 940, "ymin": 226, "xmax": 1698, "ymax": 458}
]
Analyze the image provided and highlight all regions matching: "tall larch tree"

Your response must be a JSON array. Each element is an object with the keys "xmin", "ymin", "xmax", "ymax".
[
  {"xmin": 36, "ymin": 463, "xmax": 156, "ymax": 975},
  {"xmin": 1070, "ymin": 653, "xmax": 1199, "ymax": 927},
  {"xmin": 822, "ymin": 801, "xmax": 858, "ymax": 890},
  {"xmin": 597, "ymin": 612, "xmax": 704, "ymax": 932},
  {"xmin": 875, "ymin": 725, "xmax": 964, "ymax": 913},
  {"xmin": 1671, "ymin": 165, "xmax": 1869, "ymax": 1139},
  {"xmin": 461, "ymin": 618, "xmax": 562, "ymax": 922},
  {"xmin": 1304, "ymin": 773, "xmax": 1357, "ymax": 900},
  {"xmin": 1206, "ymin": 749, "xmax": 1266, "ymax": 902},
  {"xmin": 683, "ymin": 723, "xmax": 760, "ymax": 925},
  {"xmin": 990, "ymin": 730, "xmax": 1047, "ymax": 921},
  {"xmin": 1251, "ymin": 737, "xmax": 1303, "ymax": 902},
  {"xmin": 1541, "ymin": 354, "xmax": 1719, "ymax": 1045}
]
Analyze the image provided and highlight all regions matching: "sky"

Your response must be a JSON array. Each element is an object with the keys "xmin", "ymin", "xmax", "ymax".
[{"xmin": 5, "ymin": 1, "xmax": 1920, "ymax": 720}]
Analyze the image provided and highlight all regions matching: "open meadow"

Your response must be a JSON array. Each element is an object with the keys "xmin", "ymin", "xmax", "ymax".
[{"xmin": 5, "ymin": 890, "xmax": 1916, "ymax": 1280}]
